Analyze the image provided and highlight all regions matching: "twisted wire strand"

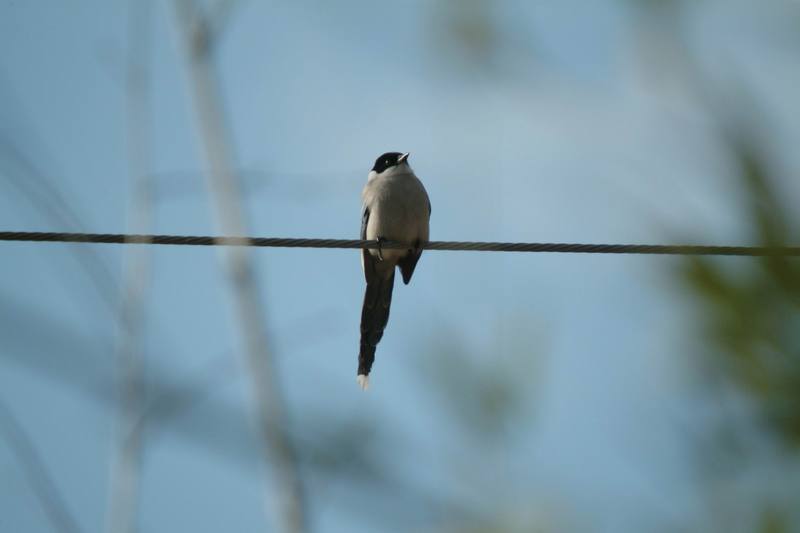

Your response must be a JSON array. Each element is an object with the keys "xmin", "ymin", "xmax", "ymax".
[{"xmin": 1, "ymin": 231, "xmax": 798, "ymax": 256}]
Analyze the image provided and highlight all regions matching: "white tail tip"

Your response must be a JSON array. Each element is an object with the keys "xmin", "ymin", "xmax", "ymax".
[{"xmin": 357, "ymin": 374, "xmax": 370, "ymax": 390}]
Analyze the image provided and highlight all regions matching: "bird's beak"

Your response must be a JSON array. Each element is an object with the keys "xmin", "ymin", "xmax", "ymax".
[{"xmin": 398, "ymin": 152, "xmax": 410, "ymax": 164}]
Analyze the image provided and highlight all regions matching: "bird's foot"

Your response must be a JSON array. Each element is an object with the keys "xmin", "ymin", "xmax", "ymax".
[{"xmin": 376, "ymin": 236, "xmax": 387, "ymax": 261}]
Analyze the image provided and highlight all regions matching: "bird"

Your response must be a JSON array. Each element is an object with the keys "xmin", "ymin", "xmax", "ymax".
[{"xmin": 357, "ymin": 152, "xmax": 431, "ymax": 390}]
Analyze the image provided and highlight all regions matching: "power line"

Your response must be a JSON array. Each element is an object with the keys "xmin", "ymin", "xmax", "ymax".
[{"xmin": 1, "ymin": 231, "xmax": 798, "ymax": 256}]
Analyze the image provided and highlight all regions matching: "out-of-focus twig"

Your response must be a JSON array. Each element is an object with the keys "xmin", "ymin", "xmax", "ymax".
[
  {"xmin": 0, "ymin": 69, "xmax": 125, "ymax": 316},
  {"xmin": 0, "ymin": 137, "xmax": 119, "ymax": 312},
  {"xmin": 105, "ymin": 2, "xmax": 155, "ymax": 533},
  {"xmin": 208, "ymin": 0, "xmax": 246, "ymax": 40},
  {"xmin": 171, "ymin": 1, "xmax": 308, "ymax": 532},
  {"xmin": 0, "ymin": 397, "xmax": 83, "ymax": 533}
]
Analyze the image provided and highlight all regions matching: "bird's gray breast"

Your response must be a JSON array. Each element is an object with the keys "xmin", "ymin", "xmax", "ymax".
[{"xmin": 363, "ymin": 173, "xmax": 430, "ymax": 244}]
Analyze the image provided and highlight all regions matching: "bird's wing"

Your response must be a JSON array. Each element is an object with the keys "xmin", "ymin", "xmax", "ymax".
[
  {"xmin": 398, "ymin": 247, "xmax": 422, "ymax": 285},
  {"xmin": 360, "ymin": 205, "xmax": 369, "ymax": 240},
  {"xmin": 399, "ymin": 186, "xmax": 430, "ymax": 285},
  {"xmin": 360, "ymin": 205, "xmax": 373, "ymax": 283}
]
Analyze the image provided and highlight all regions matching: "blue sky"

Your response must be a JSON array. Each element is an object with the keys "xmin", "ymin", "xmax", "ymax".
[{"xmin": 1, "ymin": 1, "xmax": 799, "ymax": 532}]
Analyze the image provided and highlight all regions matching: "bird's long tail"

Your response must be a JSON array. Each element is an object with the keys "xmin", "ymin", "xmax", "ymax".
[{"xmin": 358, "ymin": 270, "xmax": 395, "ymax": 388}]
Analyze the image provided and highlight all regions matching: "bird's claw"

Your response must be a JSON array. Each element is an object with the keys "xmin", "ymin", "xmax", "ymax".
[{"xmin": 376, "ymin": 237, "xmax": 386, "ymax": 261}]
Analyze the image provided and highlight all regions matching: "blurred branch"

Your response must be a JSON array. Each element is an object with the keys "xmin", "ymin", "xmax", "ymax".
[
  {"xmin": 0, "ymin": 137, "xmax": 119, "ymax": 312},
  {"xmin": 0, "ymin": 69, "xmax": 125, "ymax": 317},
  {"xmin": 172, "ymin": 1, "xmax": 308, "ymax": 532},
  {"xmin": 151, "ymin": 167, "xmax": 361, "ymax": 202},
  {"xmin": 106, "ymin": 2, "xmax": 155, "ymax": 533},
  {"xmin": 0, "ymin": 292, "xmax": 488, "ymax": 529},
  {"xmin": 0, "ymin": 291, "xmax": 343, "ymax": 468},
  {"xmin": 0, "ymin": 397, "xmax": 83, "ymax": 533},
  {"xmin": 208, "ymin": 0, "xmax": 246, "ymax": 42}
]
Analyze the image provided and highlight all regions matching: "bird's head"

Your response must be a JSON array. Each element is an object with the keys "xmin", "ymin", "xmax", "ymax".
[{"xmin": 369, "ymin": 152, "xmax": 410, "ymax": 180}]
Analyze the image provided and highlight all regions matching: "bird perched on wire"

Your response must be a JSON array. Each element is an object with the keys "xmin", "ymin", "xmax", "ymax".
[{"xmin": 358, "ymin": 152, "xmax": 431, "ymax": 390}]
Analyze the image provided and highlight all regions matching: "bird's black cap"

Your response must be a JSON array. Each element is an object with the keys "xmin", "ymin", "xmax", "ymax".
[{"xmin": 371, "ymin": 152, "xmax": 409, "ymax": 173}]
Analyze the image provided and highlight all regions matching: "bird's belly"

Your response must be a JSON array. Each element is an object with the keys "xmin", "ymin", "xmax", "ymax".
[
  {"xmin": 362, "ymin": 173, "xmax": 430, "ymax": 262},
  {"xmin": 366, "ymin": 204, "xmax": 427, "ymax": 261},
  {"xmin": 368, "ymin": 205, "xmax": 413, "ymax": 238}
]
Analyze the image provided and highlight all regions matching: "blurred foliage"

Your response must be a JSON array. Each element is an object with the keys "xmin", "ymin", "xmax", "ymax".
[
  {"xmin": 679, "ymin": 134, "xmax": 800, "ymax": 449},
  {"xmin": 430, "ymin": 0, "xmax": 498, "ymax": 73},
  {"xmin": 411, "ymin": 321, "xmax": 550, "ymax": 532},
  {"xmin": 760, "ymin": 507, "xmax": 790, "ymax": 533},
  {"xmin": 428, "ymin": 0, "xmax": 538, "ymax": 78},
  {"xmin": 628, "ymin": 0, "xmax": 800, "ymax": 528},
  {"xmin": 421, "ymin": 320, "xmax": 541, "ymax": 443}
]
